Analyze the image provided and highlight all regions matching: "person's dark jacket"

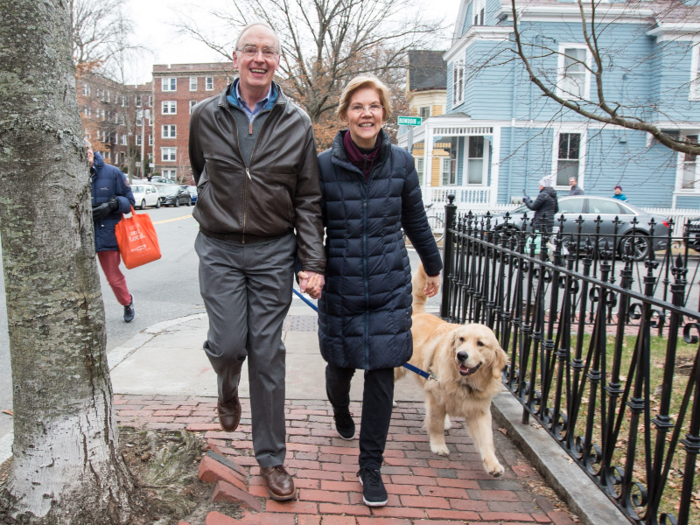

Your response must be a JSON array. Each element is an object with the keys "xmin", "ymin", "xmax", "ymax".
[
  {"xmin": 91, "ymin": 152, "xmax": 135, "ymax": 252},
  {"xmin": 569, "ymin": 184, "xmax": 584, "ymax": 196},
  {"xmin": 188, "ymin": 82, "xmax": 325, "ymax": 274},
  {"xmin": 317, "ymin": 129, "xmax": 443, "ymax": 370},
  {"xmin": 524, "ymin": 186, "xmax": 558, "ymax": 233}
]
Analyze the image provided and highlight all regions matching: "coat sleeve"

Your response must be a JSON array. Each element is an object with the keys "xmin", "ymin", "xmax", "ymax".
[
  {"xmin": 400, "ymin": 152, "xmax": 443, "ymax": 276},
  {"xmin": 189, "ymin": 105, "xmax": 204, "ymax": 185},
  {"xmin": 115, "ymin": 170, "xmax": 135, "ymax": 212},
  {"xmin": 293, "ymin": 125, "xmax": 326, "ymax": 274},
  {"xmin": 525, "ymin": 192, "xmax": 547, "ymax": 211}
]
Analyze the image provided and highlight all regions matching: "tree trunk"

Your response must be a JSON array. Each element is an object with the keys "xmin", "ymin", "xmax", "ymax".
[{"xmin": 0, "ymin": 1, "xmax": 134, "ymax": 522}]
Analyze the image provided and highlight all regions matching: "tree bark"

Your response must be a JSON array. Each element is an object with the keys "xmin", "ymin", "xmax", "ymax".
[{"xmin": 0, "ymin": 1, "xmax": 134, "ymax": 522}]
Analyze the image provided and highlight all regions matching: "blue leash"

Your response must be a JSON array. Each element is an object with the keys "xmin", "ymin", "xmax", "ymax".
[{"xmin": 292, "ymin": 288, "xmax": 438, "ymax": 383}]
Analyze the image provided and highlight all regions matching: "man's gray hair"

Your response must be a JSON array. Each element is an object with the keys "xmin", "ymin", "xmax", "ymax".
[
  {"xmin": 234, "ymin": 22, "xmax": 280, "ymax": 52},
  {"xmin": 84, "ymin": 138, "xmax": 92, "ymax": 149}
]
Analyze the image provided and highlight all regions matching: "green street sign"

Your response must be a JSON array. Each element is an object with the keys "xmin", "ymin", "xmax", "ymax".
[{"xmin": 398, "ymin": 116, "xmax": 422, "ymax": 126}]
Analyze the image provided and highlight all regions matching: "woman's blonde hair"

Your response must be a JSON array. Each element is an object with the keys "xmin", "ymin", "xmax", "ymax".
[{"xmin": 337, "ymin": 76, "xmax": 392, "ymax": 122}]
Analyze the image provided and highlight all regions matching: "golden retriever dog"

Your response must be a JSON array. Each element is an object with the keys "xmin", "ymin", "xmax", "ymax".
[{"xmin": 395, "ymin": 265, "xmax": 508, "ymax": 477}]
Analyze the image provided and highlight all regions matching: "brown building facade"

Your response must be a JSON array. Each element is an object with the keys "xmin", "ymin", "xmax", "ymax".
[
  {"xmin": 151, "ymin": 63, "xmax": 234, "ymax": 184},
  {"xmin": 76, "ymin": 72, "xmax": 153, "ymax": 179}
]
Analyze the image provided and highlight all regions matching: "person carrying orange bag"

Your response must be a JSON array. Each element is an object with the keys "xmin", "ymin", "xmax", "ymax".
[
  {"xmin": 115, "ymin": 206, "xmax": 161, "ymax": 270},
  {"xmin": 88, "ymin": 139, "xmax": 137, "ymax": 323}
]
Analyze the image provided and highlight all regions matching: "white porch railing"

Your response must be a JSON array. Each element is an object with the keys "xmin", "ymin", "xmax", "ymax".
[{"xmin": 428, "ymin": 187, "xmax": 492, "ymax": 207}]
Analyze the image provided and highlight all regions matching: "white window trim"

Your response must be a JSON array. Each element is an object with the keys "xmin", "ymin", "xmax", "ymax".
[
  {"xmin": 676, "ymin": 131, "xmax": 700, "ymax": 192},
  {"xmin": 556, "ymin": 44, "xmax": 591, "ymax": 101},
  {"xmin": 162, "ymin": 101, "xmax": 177, "ymax": 115},
  {"xmin": 190, "ymin": 76, "xmax": 198, "ymax": 91},
  {"xmin": 690, "ymin": 42, "xmax": 700, "ymax": 101},
  {"xmin": 452, "ymin": 60, "xmax": 465, "ymax": 106},
  {"xmin": 464, "ymin": 136, "xmax": 489, "ymax": 186},
  {"xmin": 472, "ymin": 0, "xmax": 485, "ymax": 26},
  {"xmin": 551, "ymin": 129, "xmax": 587, "ymax": 191},
  {"xmin": 161, "ymin": 147, "xmax": 177, "ymax": 162},
  {"xmin": 162, "ymin": 77, "xmax": 177, "ymax": 92},
  {"xmin": 161, "ymin": 125, "xmax": 177, "ymax": 139},
  {"xmin": 205, "ymin": 77, "xmax": 214, "ymax": 91}
]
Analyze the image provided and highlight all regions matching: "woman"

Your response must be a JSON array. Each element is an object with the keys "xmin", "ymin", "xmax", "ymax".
[
  {"xmin": 524, "ymin": 175, "xmax": 558, "ymax": 234},
  {"xmin": 316, "ymin": 76, "xmax": 442, "ymax": 507}
]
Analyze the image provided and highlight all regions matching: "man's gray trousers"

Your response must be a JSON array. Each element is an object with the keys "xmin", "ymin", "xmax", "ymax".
[{"xmin": 195, "ymin": 232, "xmax": 295, "ymax": 468}]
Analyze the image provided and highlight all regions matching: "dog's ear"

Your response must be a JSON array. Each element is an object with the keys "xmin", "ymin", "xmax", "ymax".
[{"xmin": 492, "ymin": 344, "xmax": 507, "ymax": 380}]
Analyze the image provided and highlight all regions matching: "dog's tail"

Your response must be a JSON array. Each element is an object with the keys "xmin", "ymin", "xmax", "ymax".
[{"xmin": 412, "ymin": 264, "xmax": 429, "ymax": 314}]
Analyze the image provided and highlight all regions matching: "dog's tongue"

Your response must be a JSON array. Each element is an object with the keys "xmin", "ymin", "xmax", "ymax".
[{"xmin": 459, "ymin": 364, "xmax": 471, "ymax": 374}]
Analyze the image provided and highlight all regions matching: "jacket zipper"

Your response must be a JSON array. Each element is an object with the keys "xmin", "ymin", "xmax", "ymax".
[{"xmin": 220, "ymin": 101, "xmax": 279, "ymax": 243}]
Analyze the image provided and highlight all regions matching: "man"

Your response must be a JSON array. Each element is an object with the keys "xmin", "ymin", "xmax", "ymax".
[
  {"xmin": 189, "ymin": 23, "xmax": 325, "ymax": 501},
  {"xmin": 568, "ymin": 176, "xmax": 584, "ymax": 195},
  {"xmin": 88, "ymin": 139, "xmax": 136, "ymax": 322},
  {"xmin": 612, "ymin": 185, "xmax": 628, "ymax": 201}
]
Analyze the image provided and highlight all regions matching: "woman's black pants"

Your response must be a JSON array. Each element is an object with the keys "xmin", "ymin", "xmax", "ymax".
[{"xmin": 325, "ymin": 364, "xmax": 395, "ymax": 470}]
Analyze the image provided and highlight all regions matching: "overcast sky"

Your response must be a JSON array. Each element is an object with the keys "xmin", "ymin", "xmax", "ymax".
[{"xmin": 125, "ymin": 0, "xmax": 463, "ymax": 84}]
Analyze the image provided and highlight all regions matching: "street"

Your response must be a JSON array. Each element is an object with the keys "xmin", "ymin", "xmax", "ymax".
[{"xmin": 0, "ymin": 206, "xmax": 438, "ymax": 443}]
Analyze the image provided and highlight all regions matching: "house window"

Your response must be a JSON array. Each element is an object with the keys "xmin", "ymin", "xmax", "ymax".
[
  {"xmin": 467, "ymin": 136, "xmax": 485, "ymax": 184},
  {"xmin": 682, "ymin": 135, "xmax": 699, "ymax": 189},
  {"xmin": 104, "ymin": 150, "xmax": 110, "ymax": 160},
  {"xmin": 145, "ymin": 109, "xmax": 152, "ymax": 126},
  {"xmin": 119, "ymin": 114, "xmax": 125, "ymax": 125},
  {"xmin": 556, "ymin": 133, "xmax": 581, "ymax": 186},
  {"xmin": 419, "ymin": 106, "xmax": 430, "ymax": 120},
  {"xmin": 473, "ymin": 0, "xmax": 485, "ymax": 26},
  {"xmin": 120, "ymin": 134, "xmax": 127, "ymax": 146},
  {"xmin": 148, "ymin": 96, "xmax": 153, "ymax": 107},
  {"xmin": 691, "ymin": 45, "xmax": 700, "ymax": 100},
  {"xmin": 189, "ymin": 100, "xmax": 197, "ymax": 113},
  {"xmin": 83, "ymin": 84, "xmax": 89, "ymax": 96},
  {"xmin": 162, "ymin": 147, "xmax": 177, "ymax": 162},
  {"xmin": 206, "ymin": 77, "xmax": 214, "ymax": 90},
  {"xmin": 121, "ymin": 96, "xmax": 126, "ymax": 107},
  {"xmin": 136, "ymin": 135, "xmax": 142, "ymax": 146},
  {"xmin": 101, "ymin": 109, "xmax": 105, "ymax": 120},
  {"xmin": 558, "ymin": 45, "xmax": 589, "ymax": 100},
  {"xmin": 415, "ymin": 157, "xmax": 424, "ymax": 185},
  {"xmin": 106, "ymin": 90, "xmax": 110, "ymax": 103},
  {"xmin": 190, "ymin": 77, "xmax": 198, "ymax": 91},
  {"xmin": 162, "ymin": 169, "xmax": 177, "ymax": 179},
  {"xmin": 162, "ymin": 77, "xmax": 177, "ymax": 91},
  {"xmin": 162, "ymin": 125, "xmax": 177, "ymax": 138},
  {"xmin": 136, "ymin": 110, "xmax": 143, "ymax": 126},
  {"xmin": 162, "ymin": 101, "xmax": 177, "ymax": 114},
  {"xmin": 135, "ymin": 95, "xmax": 142, "ymax": 107},
  {"xmin": 148, "ymin": 135, "xmax": 153, "ymax": 146},
  {"xmin": 441, "ymin": 158, "xmax": 457, "ymax": 185},
  {"xmin": 452, "ymin": 61, "xmax": 464, "ymax": 106}
]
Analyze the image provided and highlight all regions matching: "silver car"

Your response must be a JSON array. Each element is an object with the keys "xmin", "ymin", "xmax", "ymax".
[{"xmin": 489, "ymin": 196, "xmax": 670, "ymax": 260}]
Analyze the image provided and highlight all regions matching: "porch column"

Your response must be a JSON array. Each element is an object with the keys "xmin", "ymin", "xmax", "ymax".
[
  {"xmin": 490, "ymin": 127, "xmax": 501, "ymax": 208},
  {"xmin": 423, "ymin": 124, "xmax": 433, "ymax": 205}
]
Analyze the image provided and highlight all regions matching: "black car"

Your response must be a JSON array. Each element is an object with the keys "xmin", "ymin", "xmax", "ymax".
[
  {"xmin": 158, "ymin": 185, "xmax": 191, "ymax": 207},
  {"xmin": 488, "ymin": 196, "xmax": 670, "ymax": 260}
]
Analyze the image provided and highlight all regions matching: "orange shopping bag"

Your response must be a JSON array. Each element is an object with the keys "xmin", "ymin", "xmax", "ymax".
[{"xmin": 115, "ymin": 206, "xmax": 161, "ymax": 269}]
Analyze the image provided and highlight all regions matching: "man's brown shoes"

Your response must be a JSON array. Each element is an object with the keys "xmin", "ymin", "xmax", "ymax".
[
  {"xmin": 260, "ymin": 466, "xmax": 295, "ymax": 501},
  {"xmin": 217, "ymin": 392, "xmax": 241, "ymax": 432}
]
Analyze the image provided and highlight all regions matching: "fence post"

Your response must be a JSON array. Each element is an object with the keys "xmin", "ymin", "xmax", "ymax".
[{"xmin": 441, "ymin": 195, "xmax": 457, "ymax": 319}]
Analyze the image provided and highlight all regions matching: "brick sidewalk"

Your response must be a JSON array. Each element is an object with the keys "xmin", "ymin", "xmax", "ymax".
[{"xmin": 115, "ymin": 395, "xmax": 579, "ymax": 525}]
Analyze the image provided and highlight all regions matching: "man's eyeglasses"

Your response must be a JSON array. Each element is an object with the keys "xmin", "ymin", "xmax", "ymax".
[
  {"xmin": 237, "ymin": 45, "xmax": 279, "ymax": 59},
  {"xmin": 349, "ymin": 104, "xmax": 383, "ymax": 114}
]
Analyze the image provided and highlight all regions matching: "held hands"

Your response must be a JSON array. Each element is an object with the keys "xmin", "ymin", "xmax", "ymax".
[
  {"xmin": 424, "ymin": 275, "xmax": 440, "ymax": 298},
  {"xmin": 298, "ymin": 270, "xmax": 325, "ymax": 300}
]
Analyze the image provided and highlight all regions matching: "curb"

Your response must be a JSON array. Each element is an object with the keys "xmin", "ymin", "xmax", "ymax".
[{"xmin": 491, "ymin": 391, "xmax": 629, "ymax": 525}]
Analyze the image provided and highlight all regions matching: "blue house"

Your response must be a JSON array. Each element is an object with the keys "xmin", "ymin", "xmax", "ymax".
[{"xmin": 399, "ymin": 0, "xmax": 700, "ymax": 211}]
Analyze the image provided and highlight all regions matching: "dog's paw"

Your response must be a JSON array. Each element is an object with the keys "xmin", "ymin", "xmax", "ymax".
[
  {"xmin": 443, "ymin": 416, "xmax": 452, "ymax": 431},
  {"xmin": 485, "ymin": 461, "xmax": 505, "ymax": 477},
  {"xmin": 430, "ymin": 443, "xmax": 450, "ymax": 456}
]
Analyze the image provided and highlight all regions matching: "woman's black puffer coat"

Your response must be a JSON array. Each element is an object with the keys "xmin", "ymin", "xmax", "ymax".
[
  {"xmin": 524, "ymin": 186, "xmax": 558, "ymax": 234},
  {"xmin": 317, "ymin": 130, "xmax": 443, "ymax": 370}
]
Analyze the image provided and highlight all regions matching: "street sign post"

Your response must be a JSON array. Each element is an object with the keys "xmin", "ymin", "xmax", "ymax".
[{"xmin": 398, "ymin": 116, "xmax": 422, "ymax": 153}]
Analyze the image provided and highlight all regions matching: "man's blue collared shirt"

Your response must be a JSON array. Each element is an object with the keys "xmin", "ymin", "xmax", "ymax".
[{"xmin": 227, "ymin": 80, "xmax": 277, "ymax": 122}]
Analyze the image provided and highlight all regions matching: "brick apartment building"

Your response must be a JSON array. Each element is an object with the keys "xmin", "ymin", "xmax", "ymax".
[
  {"xmin": 76, "ymin": 72, "xmax": 153, "ymax": 179},
  {"xmin": 152, "ymin": 63, "xmax": 234, "ymax": 183}
]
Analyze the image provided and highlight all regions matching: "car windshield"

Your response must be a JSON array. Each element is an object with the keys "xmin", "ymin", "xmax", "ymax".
[
  {"xmin": 160, "ymin": 186, "xmax": 179, "ymax": 195},
  {"xmin": 187, "ymin": 186, "xmax": 197, "ymax": 194},
  {"xmin": 131, "ymin": 185, "xmax": 145, "ymax": 193}
]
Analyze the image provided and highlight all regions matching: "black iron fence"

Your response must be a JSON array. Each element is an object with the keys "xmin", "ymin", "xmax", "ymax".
[{"xmin": 439, "ymin": 196, "xmax": 700, "ymax": 525}]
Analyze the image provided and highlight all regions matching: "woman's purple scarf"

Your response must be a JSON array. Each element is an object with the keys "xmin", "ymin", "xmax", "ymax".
[{"xmin": 343, "ymin": 131, "xmax": 382, "ymax": 180}]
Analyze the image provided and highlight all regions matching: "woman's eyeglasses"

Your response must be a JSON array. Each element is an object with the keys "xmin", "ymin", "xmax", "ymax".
[{"xmin": 349, "ymin": 104, "xmax": 383, "ymax": 114}]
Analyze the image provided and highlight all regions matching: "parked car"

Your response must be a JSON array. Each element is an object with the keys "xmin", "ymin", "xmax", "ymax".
[
  {"xmin": 158, "ymin": 185, "xmax": 191, "ymax": 207},
  {"xmin": 131, "ymin": 184, "xmax": 161, "ymax": 209},
  {"xmin": 186, "ymin": 185, "xmax": 198, "ymax": 205},
  {"xmin": 488, "ymin": 196, "xmax": 670, "ymax": 260},
  {"xmin": 150, "ymin": 176, "xmax": 177, "ymax": 184}
]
